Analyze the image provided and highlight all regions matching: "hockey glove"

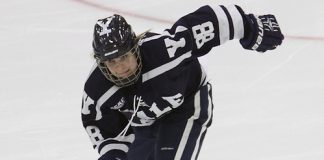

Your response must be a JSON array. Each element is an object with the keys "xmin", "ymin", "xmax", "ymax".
[{"xmin": 240, "ymin": 14, "xmax": 284, "ymax": 52}]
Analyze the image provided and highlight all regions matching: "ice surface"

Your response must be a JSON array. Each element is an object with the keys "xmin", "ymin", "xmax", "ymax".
[{"xmin": 1, "ymin": 0, "xmax": 323, "ymax": 159}]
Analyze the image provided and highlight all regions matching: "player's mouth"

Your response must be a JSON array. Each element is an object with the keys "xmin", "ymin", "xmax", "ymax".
[{"xmin": 117, "ymin": 70, "xmax": 131, "ymax": 78}]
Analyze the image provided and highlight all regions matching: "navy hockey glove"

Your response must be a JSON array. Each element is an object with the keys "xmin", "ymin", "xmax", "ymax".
[{"xmin": 240, "ymin": 14, "xmax": 284, "ymax": 52}]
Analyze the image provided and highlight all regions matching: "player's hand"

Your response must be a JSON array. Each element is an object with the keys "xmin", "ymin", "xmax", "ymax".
[{"xmin": 240, "ymin": 14, "xmax": 284, "ymax": 52}]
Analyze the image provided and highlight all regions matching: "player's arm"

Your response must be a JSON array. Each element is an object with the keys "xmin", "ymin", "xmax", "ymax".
[
  {"xmin": 164, "ymin": 4, "xmax": 283, "ymax": 57},
  {"xmin": 81, "ymin": 88, "xmax": 134, "ymax": 160}
]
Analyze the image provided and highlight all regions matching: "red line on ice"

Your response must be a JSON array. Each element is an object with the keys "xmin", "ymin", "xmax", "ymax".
[{"xmin": 74, "ymin": 0, "xmax": 324, "ymax": 42}]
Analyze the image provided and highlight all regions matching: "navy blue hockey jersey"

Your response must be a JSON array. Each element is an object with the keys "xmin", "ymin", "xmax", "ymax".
[{"xmin": 82, "ymin": 4, "xmax": 246, "ymax": 157}]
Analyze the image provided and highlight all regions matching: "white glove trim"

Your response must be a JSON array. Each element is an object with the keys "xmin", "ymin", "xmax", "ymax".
[{"xmin": 251, "ymin": 16, "xmax": 264, "ymax": 50}]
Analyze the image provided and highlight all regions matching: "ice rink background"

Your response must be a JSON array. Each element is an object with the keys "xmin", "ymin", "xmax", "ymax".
[{"xmin": 1, "ymin": 0, "xmax": 323, "ymax": 159}]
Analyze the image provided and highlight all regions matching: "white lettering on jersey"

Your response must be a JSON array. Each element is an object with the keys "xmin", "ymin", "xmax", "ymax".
[
  {"xmin": 82, "ymin": 91, "xmax": 95, "ymax": 115},
  {"xmin": 86, "ymin": 126, "xmax": 104, "ymax": 148},
  {"xmin": 192, "ymin": 21, "xmax": 215, "ymax": 49},
  {"xmin": 136, "ymin": 111, "xmax": 155, "ymax": 125},
  {"xmin": 149, "ymin": 102, "xmax": 172, "ymax": 117},
  {"xmin": 134, "ymin": 93, "xmax": 184, "ymax": 121},
  {"xmin": 162, "ymin": 93, "xmax": 184, "ymax": 108},
  {"xmin": 133, "ymin": 97, "xmax": 155, "ymax": 125},
  {"xmin": 164, "ymin": 37, "xmax": 186, "ymax": 58}
]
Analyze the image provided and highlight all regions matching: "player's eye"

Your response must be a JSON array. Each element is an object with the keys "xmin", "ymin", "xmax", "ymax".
[{"xmin": 106, "ymin": 59, "xmax": 117, "ymax": 67}]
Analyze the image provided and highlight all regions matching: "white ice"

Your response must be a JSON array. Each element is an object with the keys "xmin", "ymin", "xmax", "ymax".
[{"xmin": 1, "ymin": 0, "xmax": 323, "ymax": 159}]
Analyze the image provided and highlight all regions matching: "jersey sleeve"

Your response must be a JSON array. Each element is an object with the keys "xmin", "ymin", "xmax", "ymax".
[
  {"xmin": 162, "ymin": 4, "xmax": 246, "ymax": 58},
  {"xmin": 81, "ymin": 66, "xmax": 134, "ymax": 159}
]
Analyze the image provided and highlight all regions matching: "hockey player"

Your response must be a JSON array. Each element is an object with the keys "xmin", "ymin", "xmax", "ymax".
[{"xmin": 81, "ymin": 4, "xmax": 284, "ymax": 160}]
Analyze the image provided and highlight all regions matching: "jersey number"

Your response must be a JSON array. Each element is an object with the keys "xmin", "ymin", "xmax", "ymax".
[
  {"xmin": 192, "ymin": 21, "xmax": 214, "ymax": 49},
  {"xmin": 86, "ymin": 126, "xmax": 104, "ymax": 148}
]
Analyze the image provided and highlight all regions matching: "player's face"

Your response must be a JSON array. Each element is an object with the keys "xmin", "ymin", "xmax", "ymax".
[{"xmin": 104, "ymin": 51, "xmax": 138, "ymax": 79}]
